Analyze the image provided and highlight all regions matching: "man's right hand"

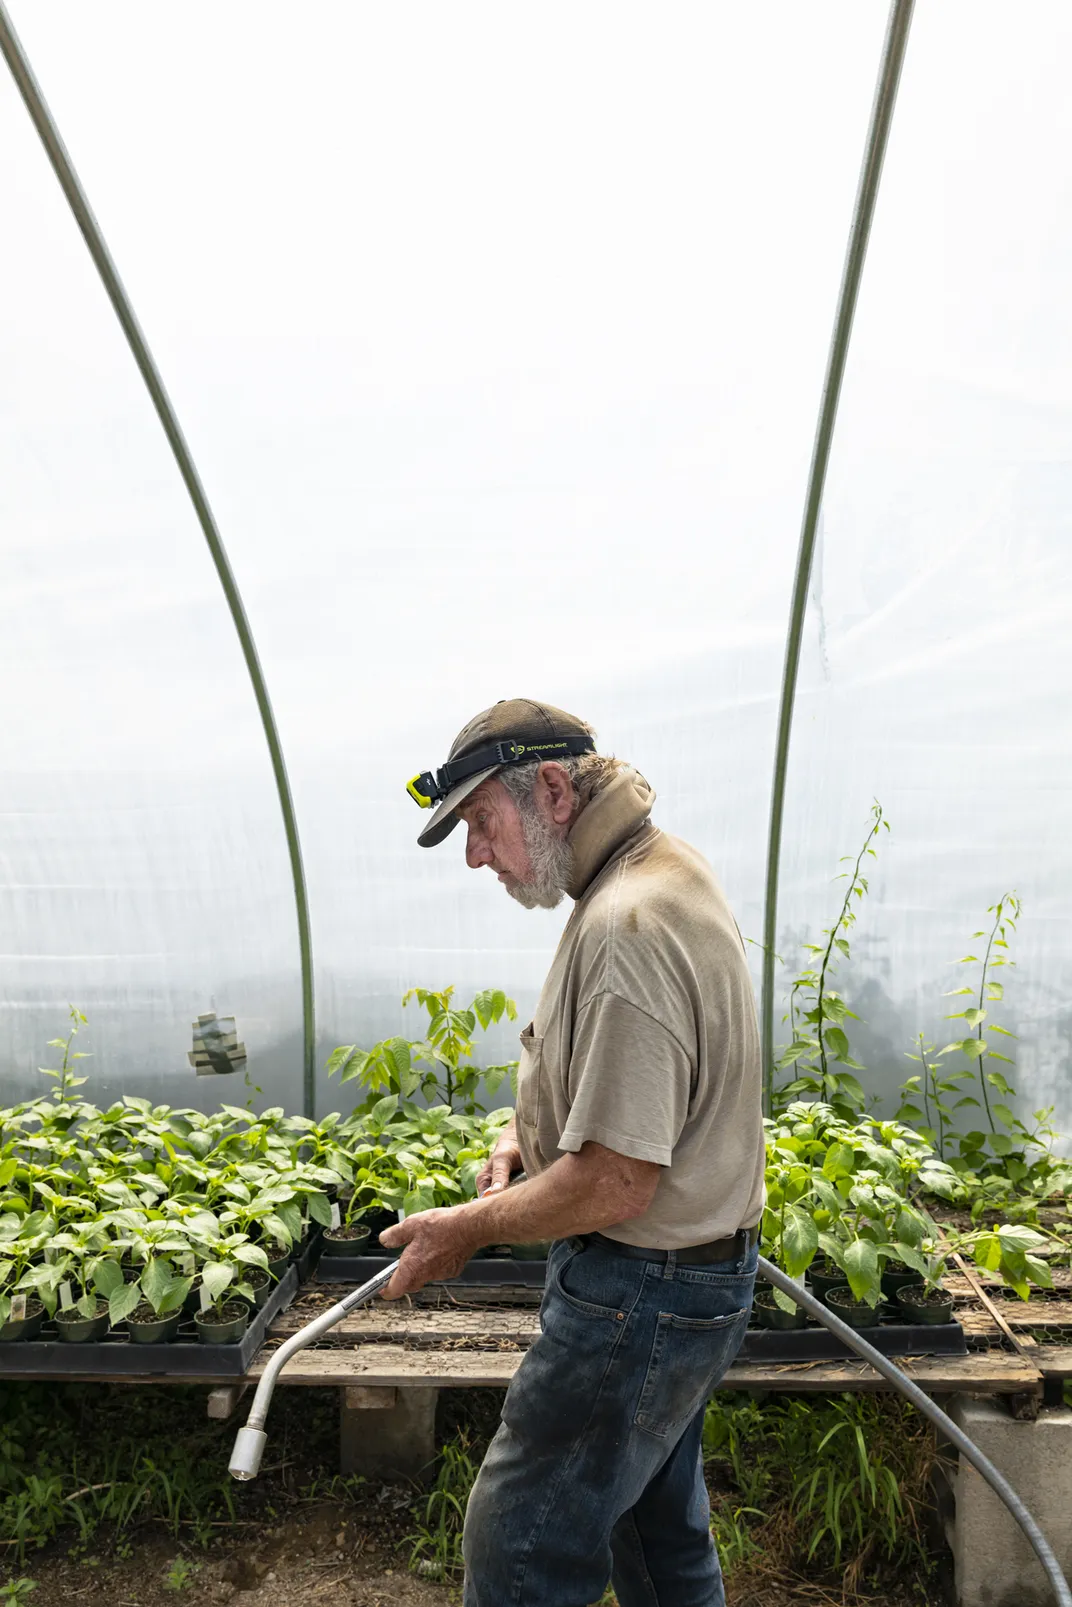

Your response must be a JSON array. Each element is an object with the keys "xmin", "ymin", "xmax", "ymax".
[{"xmin": 475, "ymin": 1123, "xmax": 523, "ymax": 1196}]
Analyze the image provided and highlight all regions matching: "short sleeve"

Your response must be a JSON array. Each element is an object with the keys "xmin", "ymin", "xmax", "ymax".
[{"xmin": 557, "ymin": 992, "xmax": 693, "ymax": 1167}]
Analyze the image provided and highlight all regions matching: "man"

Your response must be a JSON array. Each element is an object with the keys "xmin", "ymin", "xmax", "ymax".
[{"xmin": 382, "ymin": 698, "xmax": 765, "ymax": 1607}]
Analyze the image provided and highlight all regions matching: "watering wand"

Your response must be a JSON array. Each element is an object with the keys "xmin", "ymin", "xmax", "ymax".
[{"xmin": 228, "ymin": 1260, "xmax": 399, "ymax": 1482}]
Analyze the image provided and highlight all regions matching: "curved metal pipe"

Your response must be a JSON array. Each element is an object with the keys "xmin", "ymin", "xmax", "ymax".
[
  {"xmin": 760, "ymin": 0, "xmax": 915, "ymax": 1111},
  {"xmin": 229, "ymin": 1260, "xmax": 399, "ymax": 1480},
  {"xmin": 757, "ymin": 1257, "xmax": 1071, "ymax": 1607},
  {"xmin": 0, "ymin": 2, "xmax": 318, "ymax": 1118}
]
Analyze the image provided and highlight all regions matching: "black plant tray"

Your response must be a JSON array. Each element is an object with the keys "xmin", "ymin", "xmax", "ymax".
[
  {"xmin": 295, "ymin": 1228, "xmax": 323, "ymax": 1284},
  {"xmin": 738, "ymin": 1316, "xmax": 967, "ymax": 1363},
  {"xmin": 316, "ymin": 1253, "xmax": 547, "ymax": 1287},
  {"xmin": 0, "ymin": 1267, "xmax": 298, "ymax": 1377}
]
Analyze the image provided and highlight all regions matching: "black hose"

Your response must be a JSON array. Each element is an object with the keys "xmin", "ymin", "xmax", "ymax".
[{"xmin": 757, "ymin": 1256, "xmax": 1071, "ymax": 1607}]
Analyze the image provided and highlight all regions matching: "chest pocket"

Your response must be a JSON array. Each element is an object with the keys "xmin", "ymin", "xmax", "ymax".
[{"xmin": 516, "ymin": 1024, "xmax": 543, "ymax": 1129}]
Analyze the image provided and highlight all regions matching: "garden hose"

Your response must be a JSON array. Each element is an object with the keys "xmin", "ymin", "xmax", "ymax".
[
  {"xmin": 228, "ymin": 1260, "xmax": 399, "ymax": 1482},
  {"xmin": 757, "ymin": 1256, "xmax": 1072, "ymax": 1607},
  {"xmin": 229, "ymin": 1253, "xmax": 1071, "ymax": 1607}
]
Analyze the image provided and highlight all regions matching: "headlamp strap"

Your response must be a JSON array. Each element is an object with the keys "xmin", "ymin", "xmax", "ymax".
[{"xmin": 407, "ymin": 733, "xmax": 595, "ymax": 809}]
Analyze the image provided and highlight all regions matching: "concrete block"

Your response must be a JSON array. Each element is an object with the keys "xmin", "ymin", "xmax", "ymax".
[
  {"xmin": 339, "ymin": 1385, "xmax": 438, "ymax": 1482},
  {"xmin": 948, "ymin": 1396, "xmax": 1072, "ymax": 1607},
  {"xmin": 344, "ymin": 1385, "xmax": 397, "ymax": 1411}
]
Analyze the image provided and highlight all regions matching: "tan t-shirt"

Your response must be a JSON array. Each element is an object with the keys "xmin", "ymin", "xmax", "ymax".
[{"xmin": 515, "ymin": 767, "xmax": 765, "ymax": 1249}]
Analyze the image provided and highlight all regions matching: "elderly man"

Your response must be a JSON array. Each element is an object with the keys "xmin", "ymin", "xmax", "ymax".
[{"xmin": 382, "ymin": 698, "xmax": 765, "ymax": 1607}]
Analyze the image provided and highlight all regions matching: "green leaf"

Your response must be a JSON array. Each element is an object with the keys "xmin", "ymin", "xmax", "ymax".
[
  {"xmin": 842, "ymin": 1239, "xmax": 879, "ymax": 1303},
  {"xmin": 109, "ymin": 1280, "xmax": 142, "ymax": 1326},
  {"xmin": 233, "ymin": 1243, "xmax": 269, "ymax": 1270},
  {"xmin": 824, "ymin": 1027, "xmax": 850, "ymax": 1061},
  {"xmin": 780, "ymin": 1206, "xmax": 818, "ymax": 1278},
  {"xmin": 200, "ymin": 1262, "xmax": 233, "ymax": 1302},
  {"xmin": 306, "ymin": 1191, "xmax": 332, "ymax": 1228},
  {"xmin": 93, "ymin": 1259, "xmax": 124, "ymax": 1298}
]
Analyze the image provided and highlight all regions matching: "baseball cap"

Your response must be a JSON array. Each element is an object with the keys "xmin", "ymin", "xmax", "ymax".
[{"xmin": 407, "ymin": 698, "xmax": 595, "ymax": 848}]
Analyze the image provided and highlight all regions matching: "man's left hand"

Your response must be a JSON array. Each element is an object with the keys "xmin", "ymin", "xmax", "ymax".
[{"xmin": 378, "ymin": 1207, "xmax": 480, "ymax": 1299}]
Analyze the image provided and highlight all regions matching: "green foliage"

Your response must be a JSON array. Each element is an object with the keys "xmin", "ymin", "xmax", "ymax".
[
  {"xmin": 703, "ymin": 1391, "xmax": 936, "ymax": 1582},
  {"xmin": 761, "ymin": 1102, "xmax": 1059, "ymax": 1302},
  {"xmin": 405, "ymin": 1430, "xmax": 479, "ymax": 1581},
  {"xmin": 325, "ymin": 986, "xmax": 518, "ymax": 1221},
  {"xmin": 0, "ymin": 1580, "xmax": 36, "ymax": 1607},
  {"xmin": 775, "ymin": 803, "xmax": 888, "ymax": 1118},
  {"xmin": 163, "ymin": 1556, "xmax": 199, "ymax": 1591}
]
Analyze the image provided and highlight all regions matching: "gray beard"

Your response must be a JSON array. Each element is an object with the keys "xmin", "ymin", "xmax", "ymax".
[{"xmin": 502, "ymin": 803, "xmax": 573, "ymax": 910}]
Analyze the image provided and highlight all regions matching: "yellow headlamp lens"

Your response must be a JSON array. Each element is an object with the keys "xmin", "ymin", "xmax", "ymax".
[{"xmin": 406, "ymin": 773, "xmax": 434, "ymax": 808}]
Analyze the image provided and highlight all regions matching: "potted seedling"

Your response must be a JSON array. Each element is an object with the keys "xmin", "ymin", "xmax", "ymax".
[
  {"xmin": 756, "ymin": 1150, "xmax": 819, "ymax": 1330},
  {"xmin": 893, "ymin": 1246, "xmax": 955, "ymax": 1325},
  {"xmin": 320, "ymin": 1179, "xmax": 378, "ymax": 1256},
  {"xmin": 0, "ymin": 1212, "xmax": 57, "ymax": 1341},
  {"xmin": 193, "ymin": 1256, "xmax": 253, "ymax": 1345},
  {"xmin": 49, "ymin": 1225, "xmax": 114, "ymax": 1342},
  {"xmin": 106, "ymin": 1248, "xmax": 193, "ymax": 1344}
]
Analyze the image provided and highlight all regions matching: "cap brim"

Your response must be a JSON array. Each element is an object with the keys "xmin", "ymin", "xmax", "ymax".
[{"xmin": 417, "ymin": 765, "xmax": 500, "ymax": 847}]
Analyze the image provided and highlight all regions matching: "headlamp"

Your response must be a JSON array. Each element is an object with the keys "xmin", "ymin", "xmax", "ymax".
[{"xmin": 405, "ymin": 734, "xmax": 595, "ymax": 809}]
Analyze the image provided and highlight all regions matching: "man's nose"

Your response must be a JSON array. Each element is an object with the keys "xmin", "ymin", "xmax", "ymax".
[{"xmin": 465, "ymin": 825, "xmax": 492, "ymax": 869}]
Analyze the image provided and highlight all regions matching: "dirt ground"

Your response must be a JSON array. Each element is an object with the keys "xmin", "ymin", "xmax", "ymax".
[{"xmin": 13, "ymin": 1503, "xmax": 452, "ymax": 1607}]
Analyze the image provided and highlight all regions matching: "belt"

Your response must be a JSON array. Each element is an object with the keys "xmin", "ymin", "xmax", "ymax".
[{"xmin": 582, "ymin": 1225, "xmax": 759, "ymax": 1266}]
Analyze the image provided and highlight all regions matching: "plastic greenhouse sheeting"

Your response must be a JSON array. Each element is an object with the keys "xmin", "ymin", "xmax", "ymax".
[{"xmin": 1, "ymin": 2, "xmax": 1070, "ymax": 1145}]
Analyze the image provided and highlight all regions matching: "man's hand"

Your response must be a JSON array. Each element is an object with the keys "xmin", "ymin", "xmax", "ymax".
[
  {"xmin": 378, "ymin": 1206, "xmax": 481, "ymax": 1299},
  {"xmin": 475, "ymin": 1124, "xmax": 523, "ymax": 1198}
]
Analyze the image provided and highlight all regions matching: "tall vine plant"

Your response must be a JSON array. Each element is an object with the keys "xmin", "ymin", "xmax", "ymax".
[{"xmin": 774, "ymin": 803, "xmax": 888, "ymax": 1118}]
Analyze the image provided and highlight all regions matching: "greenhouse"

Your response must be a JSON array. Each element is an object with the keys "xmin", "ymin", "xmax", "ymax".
[{"xmin": 2, "ymin": 2, "xmax": 1071, "ymax": 1605}]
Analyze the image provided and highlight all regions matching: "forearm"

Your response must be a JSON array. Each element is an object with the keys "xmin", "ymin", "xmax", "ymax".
[{"xmin": 463, "ymin": 1146, "xmax": 652, "ymax": 1246}]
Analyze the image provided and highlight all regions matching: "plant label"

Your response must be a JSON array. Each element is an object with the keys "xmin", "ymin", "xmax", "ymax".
[
  {"xmin": 330, "ymin": 1203, "xmax": 341, "ymax": 1229},
  {"xmin": 200, "ymin": 1284, "xmax": 213, "ymax": 1313},
  {"xmin": 10, "ymin": 1294, "xmax": 26, "ymax": 1321},
  {"xmin": 59, "ymin": 1280, "xmax": 74, "ymax": 1310}
]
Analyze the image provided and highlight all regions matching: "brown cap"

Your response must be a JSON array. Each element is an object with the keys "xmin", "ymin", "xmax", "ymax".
[{"xmin": 412, "ymin": 698, "xmax": 594, "ymax": 848}]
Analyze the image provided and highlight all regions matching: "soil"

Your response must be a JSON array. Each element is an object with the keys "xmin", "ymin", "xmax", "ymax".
[
  {"xmin": 325, "ymin": 1228, "xmax": 371, "ymax": 1243},
  {"xmin": 9, "ymin": 1507, "xmax": 451, "ymax": 1607}
]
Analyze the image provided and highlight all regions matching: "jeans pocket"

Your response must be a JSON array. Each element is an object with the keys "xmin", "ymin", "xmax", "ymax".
[{"xmin": 634, "ymin": 1307, "xmax": 749, "ymax": 1438}]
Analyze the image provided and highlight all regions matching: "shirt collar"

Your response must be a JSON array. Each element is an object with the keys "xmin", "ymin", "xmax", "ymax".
[{"xmin": 565, "ymin": 766, "xmax": 656, "ymax": 900}]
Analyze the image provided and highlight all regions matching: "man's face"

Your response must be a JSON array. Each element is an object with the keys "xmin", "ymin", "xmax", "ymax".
[
  {"xmin": 458, "ymin": 777, "xmax": 533, "ymax": 891},
  {"xmin": 457, "ymin": 769, "xmax": 574, "ymax": 909}
]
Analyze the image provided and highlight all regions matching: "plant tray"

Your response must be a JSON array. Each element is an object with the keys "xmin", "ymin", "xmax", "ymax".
[
  {"xmin": 0, "ymin": 1267, "xmax": 299, "ymax": 1378},
  {"xmin": 739, "ymin": 1316, "xmax": 967, "ymax": 1362},
  {"xmin": 315, "ymin": 1253, "xmax": 547, "ymax": 1287}
]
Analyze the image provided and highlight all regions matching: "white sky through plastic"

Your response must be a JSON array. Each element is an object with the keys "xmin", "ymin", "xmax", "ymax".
[{"xmin": 1, "ymin": 2, "xmax": 1069, "ymax": 1145}]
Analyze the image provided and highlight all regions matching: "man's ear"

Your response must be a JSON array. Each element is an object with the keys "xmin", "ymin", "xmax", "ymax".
[{"xmin": 536, "ymin": 762, "xmax": 575, "ymax": 827}]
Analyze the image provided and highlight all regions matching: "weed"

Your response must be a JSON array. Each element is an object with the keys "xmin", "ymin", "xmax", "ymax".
[
  {"xmin": 163, "ymin": 1555, "xmax": 199, "ymax": 1591},
  {"xmin": 703, "ymin": 1391, "xmax": 937, "ymax": 1590},
  {"xmin": 0, "ymin": 1581, "xmax": 36, "ymax": 1607},
  {"xmin": 406, "ymin": 1430, "xmax": 479, "ymax": 1581}
]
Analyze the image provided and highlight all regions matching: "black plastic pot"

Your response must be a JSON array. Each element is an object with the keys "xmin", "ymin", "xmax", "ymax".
[
  {"xmin": 266, "ymin": 1246, "xmax": 291, "ymax": 1280},
  {"xmin": 126, "ymin": 1304, "xmax": 183, "ymax": 1345},
  {"xmin": 896, "ymin": 1286, "xmax": 955, "ymax": 1325},
  {"xmin": 753, "ymin": 1290, "xmax": 808, "ymax": 1330},
  {"xmin": 0, "ymin": 1298, "xmax": 46, "ymax": 1342},
  {"xmin": 194, "ymin": 1301, "xmax": 250, "ymax": 1345},
  {"xmin": 881, "ymin": 1265, "xmax": 925, "ymax": 1300},
  {"xmin": 826, "ymin": 1287, "xmax": 882, "ymax": 1329},
  {"xmin": 355, "ymin": 1208, "xmax": 398, "ymax": 1242},
  {"xmin": 808, "ymin": 1262, "xmax": 850, "ymax": 1305},
  {"xmin": 236, "ymin": 1268, "xmax": 272, "ymax": 1311},
  {"xmin": 321, "ymin": 1225, "xmax": 371, "ymax": 1257},
  {"xmin": 55, "ymin": 1303, "xmax": 110, "ymax": 1343}
]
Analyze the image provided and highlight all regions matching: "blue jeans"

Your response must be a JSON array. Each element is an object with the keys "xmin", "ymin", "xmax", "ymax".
[{"xmin": 463, "ymin": 1234, "xmax": 757, "ymax": 1607}]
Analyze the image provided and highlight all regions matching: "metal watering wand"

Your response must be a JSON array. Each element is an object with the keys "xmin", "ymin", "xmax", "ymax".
[
  {"xmin": 228, "ymin": 1260, "xmax": 399, "ymax": 1482},
  {"xmin": 229, "ymin": 1253, "xmax": 1071, "ymax": 1607}
]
